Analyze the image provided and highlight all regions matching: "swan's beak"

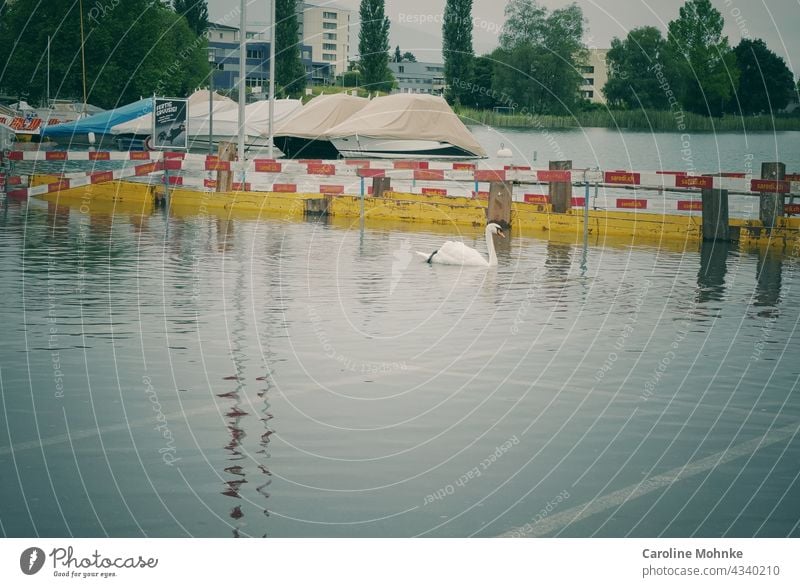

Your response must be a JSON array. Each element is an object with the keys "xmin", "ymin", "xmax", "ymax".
[{"xmin": 497, "ymin": 230, "xmax": 506, "ymax": 239}]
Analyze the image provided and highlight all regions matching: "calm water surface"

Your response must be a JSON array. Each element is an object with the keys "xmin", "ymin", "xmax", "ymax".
[{"xmin": 0, "ymin": 196, "xmax": 799, "ymax": 538}]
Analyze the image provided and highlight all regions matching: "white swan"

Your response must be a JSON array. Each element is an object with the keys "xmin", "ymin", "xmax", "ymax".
[{"xmin": 416, "ymin": 223, "xmax": 506, "ymax": 267}]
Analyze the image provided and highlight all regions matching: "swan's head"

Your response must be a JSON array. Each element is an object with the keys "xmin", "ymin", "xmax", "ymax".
[{"xmin": 487, "ymin": 223, "xmax": 506, "ymax": 239}]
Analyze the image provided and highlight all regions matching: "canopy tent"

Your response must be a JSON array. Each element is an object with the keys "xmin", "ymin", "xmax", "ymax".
[
  {"xmin": 325, "ymin": 94, "xmax": 486, "ymax": 157},
  {"xmin": 273, "ymin": 93, "xmax": 369, "ymax": 139},
  {"xmin": 41, "ymin": 98, "xmax": 152, "ymax": 137}
]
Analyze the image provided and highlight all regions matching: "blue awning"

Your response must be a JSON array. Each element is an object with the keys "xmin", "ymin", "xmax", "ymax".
[{"xmin": 41, "ymin": 98, "xmax": 153, "ymax": 137}]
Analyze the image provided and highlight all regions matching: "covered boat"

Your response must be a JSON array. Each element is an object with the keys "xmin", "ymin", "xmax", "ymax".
[
  {"xmin": 111, "ymin": 91, "xmax": 302, "ymax": 152},
  {"xmin": 272, "ymin": 93, "xmax": 369, "ymax": 159},
  {"xmin": 326, "ymin": 94, "xmax": 486, "ymax": 159},
  {"xmin": 41, "ymin": 98, "xmax": 152, "ymax": 147}
]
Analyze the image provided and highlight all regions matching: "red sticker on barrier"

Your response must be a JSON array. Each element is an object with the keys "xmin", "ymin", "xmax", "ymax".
[
  {"xmin": 45, "ymin": 151, "xmax": 68, "ymax": 161},
  {"xmin": 7, "ymin": 151, "xmax": 23, "ymax": 160},
  {"xmin": 785, "ymin": 173, "xmax": 800, "ymax": 182},
  {"xmin": 129, "ymin": 151, "xmax": 151, "ymax": 160},
  {"xmin": 166, "ymin": 175, "xmax": 183, "ymax": 185},
  {"xmin": 524, "ymin": 194, "xmax": 549, "ymax": 204},
  {"xmin": 134, "ymin": 162, "xmax": 159, "ymax": 176},
  {"xmin": 676, "ymin": 175, "xmax": 713, "ymax": 190},
  {"xmin": 474, "ymin": 170, "xmax": 506, "ymax": 182},
  {"xmin": 254, "ymin": 160, "xmax": 281, "ymax": 173},
  {"xmin": 307, "ymin": 163, "xmax": 336, "ymax": 175},
  {"xmin": 605, "ymin": 171, "xmax": 640, "ymax": 185},
  {"xmin": 320, "ymin": 185, "xmax": 344, "ymax": 194},
  {"xmin": 422, "ymin": 187, "xmax": 447, "ymax": 196},
  {"xmin": 232, "ymin": 182, "xmax": 251, "ymax": 191},
  {"xmin": 656, "ymin": 170, "xmax": 687, "ymax": 176},
  {"xmin": 472, "ymin": 191, "xmax": 489, "ymax": 200},
  {"xmin": 204, "ymin": 179, "xmax": 217, "ymax": 189},
  {"xmin": 88, "ymin": 152, "xmax": 110, "ymax": 161},
  {"xmin": 273, "ymin": 183, "xmax": 297, "ymax": 193},
  {"xmin": 537, "ymin": 170, "xmax": 571, "ymax": 182},
  {"xmin": 785, "ymin": 204, "xmax": 800, "ymax": 215},
  {"xmin": 453, "ymin": 163, "xmax": 475, "ymax": 171},
  {"xmin": 394, "ymin": 161, "xmax": 429, "ymax": 170},
  {"xmin": 678, "ymin": 200, "xmax": 702, "ymax": 211},
  {"xmin": 414, "ymin": 169, "xmax": 445, "ymax": 181},
  {"xmin": 163, "ymin": 159, "xmax": 183, "ymax": 170},
  {"xmin": 721, "ymin": 172, "xmax": 746, "ymax": 178},
  {"xmin": 571, "ymin": 197, "xmax": 586, "ymax": 207},
  {"xmin": 751, "ymin": 179, "xmax": 789, "ymax": 193},
  {"xmin": 616, "ymin": 198, "xmax": 647, "ymax": 209},
  {"xmin": 205, "ymin": 160, "xmax": 230, "ymax": 171},
  {"xmin": 90, "ymin": 171, "xmax": 114, "ymax": 184}
]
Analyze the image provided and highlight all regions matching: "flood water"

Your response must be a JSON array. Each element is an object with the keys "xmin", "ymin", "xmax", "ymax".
[{"xmin": 1, "ymin": 194, "xmax": 799, "ymax": 538}]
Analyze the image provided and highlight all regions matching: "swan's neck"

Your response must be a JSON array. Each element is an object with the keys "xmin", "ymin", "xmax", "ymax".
[{"xmin": 485, "ymin": 226, "xmax": 498, "ymax": 266}]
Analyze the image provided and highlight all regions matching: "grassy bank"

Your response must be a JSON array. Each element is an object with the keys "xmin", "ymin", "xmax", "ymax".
[{"xmin": 457, "ymin": 107, "xmax": 800, "ymax": 132}]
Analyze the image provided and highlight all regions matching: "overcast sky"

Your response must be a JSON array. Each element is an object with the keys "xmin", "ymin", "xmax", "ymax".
[{"xmin": 207, "ymin": 0, "xmax": 799, "ymax": 75}]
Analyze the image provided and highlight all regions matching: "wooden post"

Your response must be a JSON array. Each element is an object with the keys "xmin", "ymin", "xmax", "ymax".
[
  {"xmin": 759, "ymin": 162, "xmax": 785, "ymax": 228},
  {"xmin": 216, "ymin": 141, "xmax": 235, "ymax": 193},
  {"xmin": 701, "ymin": 188, "xmax": 729, "ymax": 241},
  {"xmin": 372, "ymin": 176, "xmax": 391, "ymax": 198},
  {"xmin": 487, "ymin": 181, "xmax": 512, "ymax": 229},
  {"xmin": 549, "ymin": 160, "xmax": 572, "ymax": 214}
]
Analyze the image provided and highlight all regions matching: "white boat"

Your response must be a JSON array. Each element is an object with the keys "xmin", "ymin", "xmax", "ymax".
[
  {"xmin": 272, "ymin": 93, "xmax": 369, "ymax": 159},
  {"xmin": 325, "ymin": 94, "xmax": 486, "ymax": 160}
]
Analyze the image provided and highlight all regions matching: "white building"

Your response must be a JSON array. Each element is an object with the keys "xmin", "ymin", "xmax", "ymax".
[
  {"xmin": 297, "ymin": 2, "xmax": 351, "ymax": 77},
  {"xmin": 388, "ymin": 61, "xmax": 445, "ymax": 95},
  {"xmin": 579, "ymin": 49, "xmax": 609, "ymax": 104}
]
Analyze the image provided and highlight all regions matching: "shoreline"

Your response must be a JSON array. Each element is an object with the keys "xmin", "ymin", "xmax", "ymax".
[{"xmin": 458, "ymin": 107, "xmax": 800, "ymax": 133}]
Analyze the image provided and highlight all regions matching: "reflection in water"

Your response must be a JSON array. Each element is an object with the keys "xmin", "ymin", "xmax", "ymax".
[
  {"xmin": 216, "ymin": 218, "xmax": 234, "ymax": 253},
  {"xmin": 544, "ymin": 242, "xmax": 573, "ymax": 278},
  {"xmin": 755, "ymin": 249, "xmax": 783, "ymax": 315},
  {"xmin": 46, "ymin": 202, "xmax": 70, "ymax": 234},
  {"xmin": 697, "ymin": 241, "xmax": 730, "ymax": 304}
]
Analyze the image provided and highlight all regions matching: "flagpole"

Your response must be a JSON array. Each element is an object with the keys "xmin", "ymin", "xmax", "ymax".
[
  {"xmin": 238, "ymin": 0, "xmax": 247, "ymax": 163},
  {"xmin": 268, "ymin": 0, "xmax": 276, "ymax": 159},
  {"xmin": 78, "ymin": 0, "xmax": 88, "ymax": 116}
]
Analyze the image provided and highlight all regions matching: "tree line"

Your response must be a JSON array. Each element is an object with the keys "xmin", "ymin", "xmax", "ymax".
[{"xmin": 444, "ymin": 0, "xmax": 798, "ymax": 119}]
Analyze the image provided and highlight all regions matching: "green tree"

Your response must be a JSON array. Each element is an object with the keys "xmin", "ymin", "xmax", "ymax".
[
  {"xmin": 275, "ymin": 0, "xmax": 306, "ymax": 96},
  {"xmin": 666, "ymin": 0, "xmax": 739, "ymax": 116},
  {"xmin": 172, "ymin": 0, "xmax": 209, "ymax": 35},
  {"xmin": 402, "ymin": 51, "xmax": 417, "ymax": 63},
  {"xmin": 0, "ymin": 0, "xmax": 207, "ymax": 108},
  {"xmin": 443, "ymin": 0, "xmax": 474, "ymax": 104},
  {"xmin": 462, "ymin": 54, "xmax": 497, "ymax": 109},
  {"xmin": 493, "ymin": 0, "xmax": 586, "ymax": 115},
  {"xmin": 604, "ymin": 26, "xmax": 672, "ymax": 109},
  {"xmin": 393, "ymin": 45, "xmax": 402, "ymax": 63},
  {"xmin": 358, "ymin": 0, "xmax": 393, "ymax": 92},
  {"xmin": 727, "ymin": 38, "xmax": 795, "ymax": 115}
]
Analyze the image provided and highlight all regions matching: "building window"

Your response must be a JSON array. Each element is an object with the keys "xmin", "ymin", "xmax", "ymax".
[
  {"xmin": 398, "ymin": 66, "xmax": 404, "ymax": 73},
  {"xmin": 323, "ymin": 22, "xmax": 337, "ymax": 30},
  {"xmin": 582, "ymin": 77, "xmax": 594, "ymax": 86},
  {"xmin": 323, "ymin": 33, "xmax": 337, "ymax": 40},
  {"xmin": 579, "ymin": 65, "xmax": 595, "ymax": 74},
  {"xmin": 247, "ymin": 49, "xmax": 264, "ymax": 60},
  {"xmin": 323, "ymin": 11, "xmax": 337, "ymax": 19},
  {"xmin": 581, "ymin": 90, "xmax": 594, "ymax": 99},
  {"xmin": 302, "ymin": 50, "xmax": 311, "ymax": 60},
  {"xmin": 246, "ymin": 77, "xmax": 267, "ymax": 88},
  {"xmin": 219, "ymin": 33, "xmax": 223, "ymax": 39},
  {"xmin": 323, "ymin": 53, "xmax": 336, "ymax": 61},
  {"xmin": 246, "ymin": 32, "xmax": 256, "ymax": 39},
  {"xmin": 323, "ymin": 43, "xmax": 336, "ymax": 51}
]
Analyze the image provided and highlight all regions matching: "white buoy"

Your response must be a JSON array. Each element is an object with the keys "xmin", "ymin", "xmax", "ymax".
[
  {"xmin": 87, "ymin": 131, "xmax": 96, "ymax": 146},
  {"xmin": 497, "ymin": 142, "xmax": 513, "ymax": 158}
]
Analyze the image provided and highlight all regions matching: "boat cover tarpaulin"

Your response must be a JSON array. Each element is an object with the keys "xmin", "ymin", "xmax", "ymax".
[
  {"xmin": 210, "ymin": 99, "xmax": 302, "ymax": 138},
  {"xmin": 41, "ymin": 98, "xmax": 152, "ymax": 137},
  {"xmin": 273, "ymin": 93, "xmax": 368, "ymax": 139},
  {"xmin": 325, "ymin": 94, "xmax": 486, "ymax": 157}
]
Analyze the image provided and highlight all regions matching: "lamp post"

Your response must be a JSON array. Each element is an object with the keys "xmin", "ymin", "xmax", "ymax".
[{"xmin": 207, "ymin": 47, "xmax": 216, "ymax": 155}]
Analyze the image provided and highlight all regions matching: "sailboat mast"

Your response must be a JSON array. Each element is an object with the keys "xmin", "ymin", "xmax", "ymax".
[{"xmin": 78, "ymin": 0, "xmax": 88, "ymax": 115}]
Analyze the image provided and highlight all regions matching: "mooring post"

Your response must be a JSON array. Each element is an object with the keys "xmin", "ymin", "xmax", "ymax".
[
  {"xmin": 759, "ymin": 162, "xmax": 786, "ymax": 228},
  {"xmin": 549, "ymin": 160, "xmax": 572, "ymax": 214},
  {"xmin": 701, "ymin": 188, "xmax": 730, "ymax": 241},
  {"xmin": 216, "ymin": 141, "xmax": 235, "ymax": 193},
  {"xmin": 487, "ymin": 181, "xmax": 512, "ymax": 229},
  {"xmin": 372, "ymin": 176, "xmax": 391, "ymax": 198}
]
